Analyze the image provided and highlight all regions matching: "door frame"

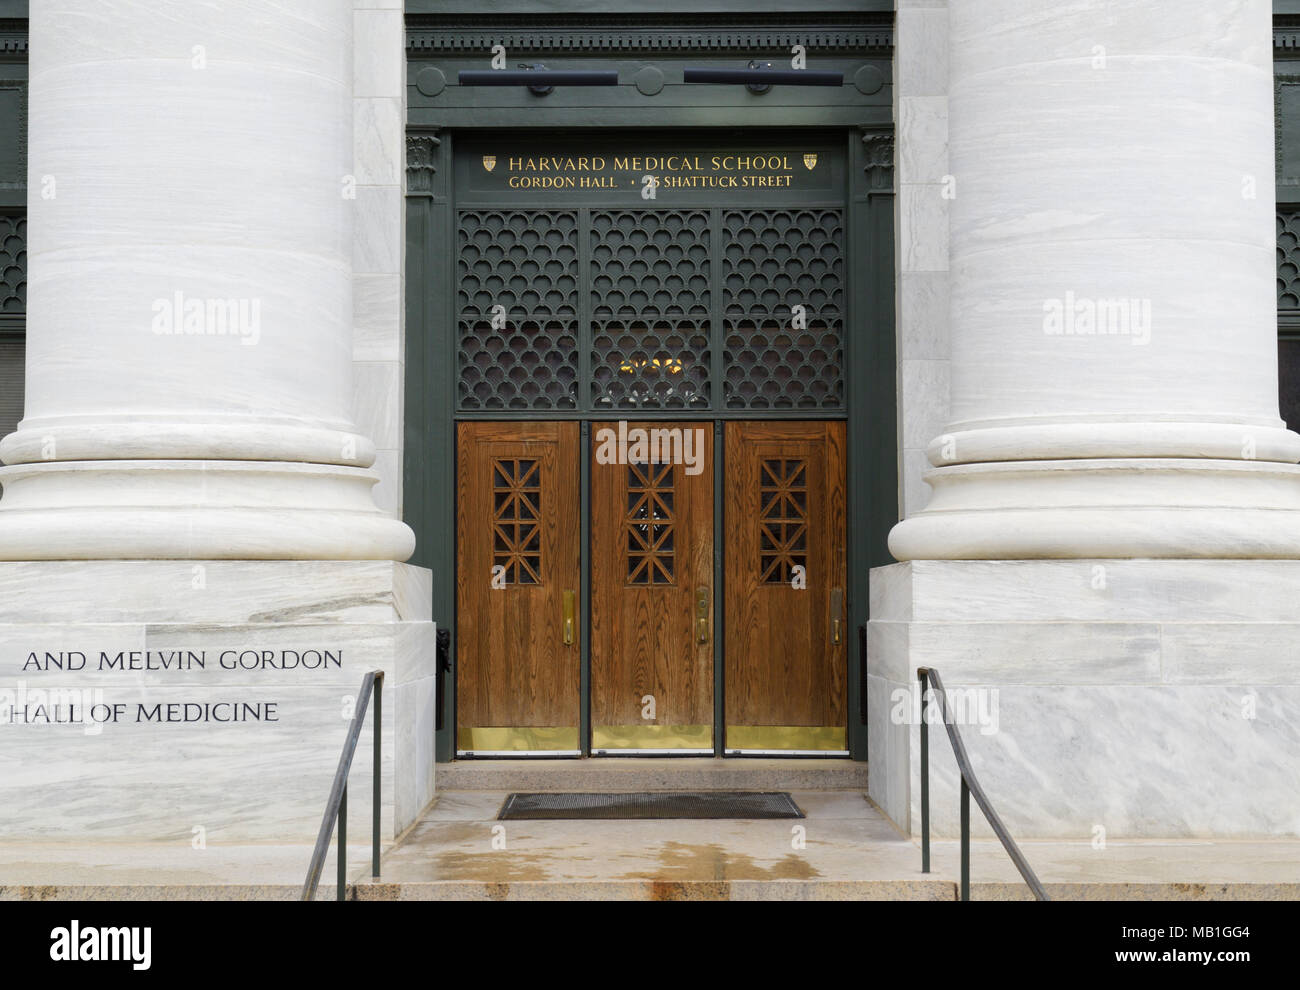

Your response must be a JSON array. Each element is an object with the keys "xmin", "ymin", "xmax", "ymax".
[{"xmin": 404, "ymin": 6, "xmax": 896, "ymax": 762}]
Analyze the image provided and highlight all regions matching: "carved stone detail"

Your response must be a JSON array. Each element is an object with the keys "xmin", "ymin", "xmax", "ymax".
[
  {"xmin": 861, "ymin": 131, "xmax": 893, "ymax": 191},
  {"xmin": 406, "ymin": 132, "xmax": 442, "ymax": 194}
]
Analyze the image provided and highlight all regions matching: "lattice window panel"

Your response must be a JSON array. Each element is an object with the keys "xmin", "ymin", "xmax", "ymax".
[
  {"xmin": 723, "ymin": 209, "xmax": 844, "ymax": 409},
  {"xmin": 492, "ymin": 458, "xmax": 542, "ymax": 585},
  {"xmin": 626, "ymin": 461, "xmax": 675, "ymax": 585},
  {"xmin": 1279, "ymin": 209, "xmax": 1300, "ymax": 310},
  {"xmin": 758, "ymin": 458, "xmax": 808, "ymax": 585},
  {"xmin": 0, "ymin": 214, "xmax": 25, "ymax": 315},
  {"xmin": 591, "ymin": 210, "xmax": 711, "ymax": 410},
  {"xmin": 458, "ymin": 210, "xmax": 579, "ymax": 410}
]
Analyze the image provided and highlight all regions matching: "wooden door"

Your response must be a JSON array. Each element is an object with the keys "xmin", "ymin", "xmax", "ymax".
[
  {"xmin": 724, "ymin": 422, "xmax": 847, "ymax": 753},
  {"xmin": 456, "ymin": 422, "xmax": 581, "ymax": 754},
  {"xmin": 590, "ymin": 422, "xmax": 713, "ymax": 752}
]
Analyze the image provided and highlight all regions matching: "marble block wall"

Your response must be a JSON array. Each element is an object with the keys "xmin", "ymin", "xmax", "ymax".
[
  {"xmin": 868, "ymin": 560, "xmax": 1300, "ymax": 839},
  {"xmin": 352, "ymin": 0, "xmax": 406, "ymax": 518},
  {"xmin": 895, "ymin": 0, "xmax": 951, "ymax": 518},
  {"xmin": 0, "ymin": 561, "xmax": 436, "ymax": 843}
]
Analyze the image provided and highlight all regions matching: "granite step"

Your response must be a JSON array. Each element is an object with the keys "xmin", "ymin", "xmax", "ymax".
[{"xmin": 434, "ymin": 757, "xmax": 869, "ymax": 792}]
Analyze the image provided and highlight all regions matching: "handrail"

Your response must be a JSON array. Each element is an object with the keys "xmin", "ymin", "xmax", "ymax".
[
  {"xmin": 301, "ymin": 669, "xmax": 384, "ymax": 902},
  {"xmin": 917, "ymin": 666, "xmax": 1048, "ymax": 902}
]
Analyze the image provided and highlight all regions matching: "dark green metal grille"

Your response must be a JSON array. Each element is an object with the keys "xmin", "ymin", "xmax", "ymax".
[
  {"xmin": 0, "ymin": 213, "xmax": 24, "ymax": 315},
  {"xmin": 1279, "ymin": 208, "xmax": 1300, "ymax": 309},
  {"xmin": 455, "ymin": 206, "xmax": 845, "ymax": 415},
  {"xmin": 723, "ymin": 208, "xmax": 844, "ymax": 409},
  {"xmin": 590, "ymin": 209, "xmax": 711, "ymax": 410},
  {"xmin": 457, "ymin": 209, "xmax": 580, "ymax": 410}
]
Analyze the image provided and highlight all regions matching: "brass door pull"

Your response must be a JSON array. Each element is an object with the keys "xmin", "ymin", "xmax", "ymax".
[
  {"xmin": 562, "ymin": 589, "xmax": 576, "ymax": 646},
  {"xmin": 830, "ymin": 586, "xmax": 843, "ymax": 646},
  {"xmin": 695, "ymin": 586, "xmax": 710, "ymax": 644}
]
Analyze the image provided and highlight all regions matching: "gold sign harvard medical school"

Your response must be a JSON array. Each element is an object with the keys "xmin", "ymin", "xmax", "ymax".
[{"xmin": 471, "ymin": 147, "xmax": 831, "ymax": 194}]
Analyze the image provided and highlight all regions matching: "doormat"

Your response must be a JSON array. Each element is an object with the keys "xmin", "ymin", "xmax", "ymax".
[{"xmin": 497, "ymin": 791, "xmax": 804, "ymax": 820}]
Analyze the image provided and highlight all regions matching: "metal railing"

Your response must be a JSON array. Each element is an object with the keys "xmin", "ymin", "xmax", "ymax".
[
  {"xmin": 917, "ymin": 666, "xmax": 1048, "ymax": 902},
  {"xmin": 301, "ymin": 669, "xmax": 384, "ymax": 902}
]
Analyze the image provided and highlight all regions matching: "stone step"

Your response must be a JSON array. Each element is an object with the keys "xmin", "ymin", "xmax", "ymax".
[
  {"xmin": 351, "ymin": 879, "xmax": 950, "ymax": 900},
  {"xmin": 347, "ymin": 879, "xmax": 1299, "ymax": 901},
  {"xmin": 435, "ymin": 757, "xmax": 869, "ymax": 792},
  {"xmin": 6, "ymin": 878, "xmax": 1294, "ymax": 901}
]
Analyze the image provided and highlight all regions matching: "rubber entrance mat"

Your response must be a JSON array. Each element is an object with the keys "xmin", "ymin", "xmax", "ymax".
[{"xmin": 498, "ymin": 791, "xmax": 804, "ymax": 821}]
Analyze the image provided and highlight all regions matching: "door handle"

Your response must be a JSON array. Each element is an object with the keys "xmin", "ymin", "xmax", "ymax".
[
  {"xmin": 695, "ymin": 586, "xmax": 710, "ymax": 644},
  {"xmin": 830, "ymin": 586, "xmax": 843, "ymax": 646},
  {"xmin": 562, "ymin": 589, "xmax": 576, "ymax": 646}
]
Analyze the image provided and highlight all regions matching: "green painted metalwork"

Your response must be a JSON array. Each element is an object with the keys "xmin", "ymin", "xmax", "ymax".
[
  {"xmin": 0, "ymin": 6, "xmax": 26, "ymax": 442},
  {"xmin": 1276, "ymin": 12, "xmax": 1300, "ymax": 439},
  {"xmin": 407, "ymin": 9, "xmax": 894, "ymax": 763}
]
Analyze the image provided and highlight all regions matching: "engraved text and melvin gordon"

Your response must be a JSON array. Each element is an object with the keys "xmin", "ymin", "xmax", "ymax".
[{"xmin": 19, "ymin": 650, "xmax": 344, "ymax": 671}]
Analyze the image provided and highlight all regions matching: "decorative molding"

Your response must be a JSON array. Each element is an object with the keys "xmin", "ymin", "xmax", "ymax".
[
  {"xmin": 0, "ymin": 79, "xmax": 26, "ymax": 190},
  {"xmin": 861, "ymin": 130, "xmax": 893, "ymax": 192},
  {"xmin": 408, "ymin": 13, "xmax": 892, "ymax": 56},
  {"xmin": 0, "ymin": 19, "xmax": 27, "ymax": 60},
  {"xmin": 1278, "ymin": 74, "xmax": 1300, "ymax": 192},
  {"xmin": 1277, "ymin": 14, "xmax": 1300, "ymax": 53},
  {"xmin": 405, "ymin": 132, "xmax": 441, "ymax": 195}
]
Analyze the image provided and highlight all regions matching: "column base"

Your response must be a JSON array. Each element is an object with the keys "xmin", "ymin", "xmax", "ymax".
[
  {"xmin": 0, "ymin": 560, "xmax": 436, "ymax": 842},
  {"xmin": 0, "ymin": 460, "xmax": 414, "ymax": 560},
  {"xmin": 890, "ymin": 458, "xmax": 1300, "ymax": 559},
  {"xmin": 868, "ymin": 559, "xmax": 1300, "ymax": 838}
]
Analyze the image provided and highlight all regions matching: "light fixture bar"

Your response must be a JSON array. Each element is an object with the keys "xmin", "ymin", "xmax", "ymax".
[
  {"xmin": 457, "ymin": 70, "xmax": 619, "ymax": 87},
  {"xmin": 683, "ymin": 67, "xmax": 842, "ymax": 86}
]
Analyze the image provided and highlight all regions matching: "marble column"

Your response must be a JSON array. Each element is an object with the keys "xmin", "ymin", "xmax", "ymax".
[
  {"xmin": 890, "ymin": 0, "xmax": 1300, "ymax": 560},
  {"xmin": 0, "ymin": 0, "xmax": 413, "ymax": 560}
]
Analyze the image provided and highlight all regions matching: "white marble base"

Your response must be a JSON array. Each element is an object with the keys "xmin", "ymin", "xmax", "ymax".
[
  {"xmin": 0, "ymin": 461, "xmax": 415, "ymax": 560},
  {"xmin": 869, "ymin": 560, "xmax": 1300, "ymax": 839},
  {"xmin": 0, "ymin": 561, "xmax": 436, "ymax": 842},
  {"xmin": 889, "ymin": 458, "xmax": 1300, "ymax": 559}
]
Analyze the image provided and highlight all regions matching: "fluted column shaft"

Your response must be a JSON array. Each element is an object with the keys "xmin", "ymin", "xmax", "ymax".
[
  {"xmin": 892, "ymin": 0, "xmax": 1300, "ymax": 560},
  {"xmin": 0, "ymin": 0, "xmax": 412, "ymax": 560}
]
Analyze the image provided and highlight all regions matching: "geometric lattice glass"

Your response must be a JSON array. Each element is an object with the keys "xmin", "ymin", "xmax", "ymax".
[
  {"xmin": 758, "ymin": 458, "xmax": 808, "ymax": 585},
  {"xmin": 626, "ymin": 461, "xmax": 675, "ymax": 585},
  {"xmin": 492, "ymin": 458, "xmax": 542, "ymax": 585}
]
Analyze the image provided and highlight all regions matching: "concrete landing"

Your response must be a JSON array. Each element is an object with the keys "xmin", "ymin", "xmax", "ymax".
[
  {"xmin": 351, "ymin": 790, "xmax": 1300, "ymax": 901},
  {"xmin": 4, "ymin": 781, "xmax": 1300, "ymax": 900},
  {"xmin": 355, "ymin": 789, "xmax": 941, "ymax": 900}
]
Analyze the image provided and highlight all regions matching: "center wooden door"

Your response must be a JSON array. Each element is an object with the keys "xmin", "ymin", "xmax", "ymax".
[{"xmin": 590, "ymin": 422, "xmax": 714, "ymax": 753}]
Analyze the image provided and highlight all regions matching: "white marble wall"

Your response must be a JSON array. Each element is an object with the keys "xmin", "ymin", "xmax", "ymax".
[
  {"xmin": 869, "ymin": 560, "xmax": 1300, "ymax": 838},
  {"xmin": 0, "ymin": 561, "xmax": 436, "ymax": 842},
  {"xmin": 351, "ymin": 0, "xmax": 406, "ymax": 519},
  {"xmin": 894, "ymin": 0, "xmax": 950, "ymax": 518}
]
